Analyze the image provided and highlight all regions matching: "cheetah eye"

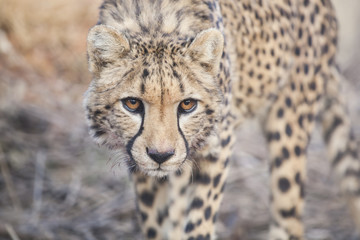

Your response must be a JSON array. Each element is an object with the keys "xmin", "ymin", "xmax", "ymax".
[
  {"xmin": 122, "ymin": 98, "xmax": 144, "ymax": 113},
  {"xmin": 178, "ymin": 99, "xmax": 197, "ymax": 114}
]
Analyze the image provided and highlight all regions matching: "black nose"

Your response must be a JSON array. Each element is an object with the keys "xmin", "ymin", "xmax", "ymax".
[{"xmin": 146, "ymin": 148, "xmax": 175, "ymax": 165}]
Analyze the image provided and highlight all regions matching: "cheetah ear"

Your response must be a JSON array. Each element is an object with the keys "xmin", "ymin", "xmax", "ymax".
[
  {"xmin": 187, "ymin": 28, "xmax": 224, "ymax": 75},
  {"xmin": 87, "ymin": 25, "xmax": 130, "ymax": 77}
]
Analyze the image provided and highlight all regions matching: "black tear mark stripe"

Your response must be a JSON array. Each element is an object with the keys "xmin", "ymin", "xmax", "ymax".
[
  {"xmin": 126, "ymin": 111, "xmax": 145, "ymax": 171},
  {"xmin": 177, "ymin": 112, "xmax": 190, "ymax": 159}
]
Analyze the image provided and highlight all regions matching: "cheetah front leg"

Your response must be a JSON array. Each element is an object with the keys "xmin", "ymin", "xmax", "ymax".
[
  {"xmin": 133, "ymin": 167, "xmax": 195, "ymax": 240},
  {"xmin": 180, "ymin": 150, "xmax": 231, "ymax": 240},
  {"xmin": 264, "ymin": 89, "xmax": 318, "ymax": 240},
  {"xmin": 133, "ymin": 147, "xmax": 231, "ymax": 240},
  {"xmin": 133, "ymin": 130, "xmax": 233, "ymax": 240}
]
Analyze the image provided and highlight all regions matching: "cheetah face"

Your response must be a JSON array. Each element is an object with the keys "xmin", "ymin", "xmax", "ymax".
[{"xmin": 85, "ymin": 25, "xmax": 223, "ymax": 177}]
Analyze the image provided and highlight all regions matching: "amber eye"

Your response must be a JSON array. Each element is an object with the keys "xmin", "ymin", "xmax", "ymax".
[
  {"xmin": 179, "ymin": 99, "xmax": 197, "ymax": 114},
  {"xmin": 122, "ymin": 98, "xmax": 143, "ymax": 113}
]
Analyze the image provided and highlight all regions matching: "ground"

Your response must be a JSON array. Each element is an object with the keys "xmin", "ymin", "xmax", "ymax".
[{"xmin": 0, "ymin": 0, "xmax": 359, "ymax": 239}]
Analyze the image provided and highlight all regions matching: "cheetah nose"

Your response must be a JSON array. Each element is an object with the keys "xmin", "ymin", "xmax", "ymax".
[{"xmin": 146, "ymin": 147, "xmax": 175, "ymax": 165}]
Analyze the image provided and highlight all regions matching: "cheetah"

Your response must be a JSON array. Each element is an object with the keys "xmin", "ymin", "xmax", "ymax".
[{"xmin": 84, "ymin": 0, "xmax": 360, "ymax": 239}]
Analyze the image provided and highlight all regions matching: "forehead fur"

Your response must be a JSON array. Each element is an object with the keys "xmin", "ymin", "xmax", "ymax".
[
  {"xmin": 109, "ymin": 41, "xmax": 218, "ymax": 105},
  {"xmin": 99, "ymin": 0, "xmax": 215, "ymax": 38}
]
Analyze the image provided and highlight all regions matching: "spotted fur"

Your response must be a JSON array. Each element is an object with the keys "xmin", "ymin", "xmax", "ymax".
[{"xmin": 84, "ymin": 0, "xmax": 360, "ymax": 239}]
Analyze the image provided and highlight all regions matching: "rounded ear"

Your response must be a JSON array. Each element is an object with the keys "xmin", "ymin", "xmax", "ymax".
[
  {"xmin": 187, "ymin": 28, "xmax": 224, "ymax": 75},
  {"xmin": 87, "ymin": 25, "xmax": 130, "ymax": 77}
]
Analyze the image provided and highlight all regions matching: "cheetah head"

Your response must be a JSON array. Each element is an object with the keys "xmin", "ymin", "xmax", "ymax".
[{"xmin": 84, "ymin": 25, "xmax": 224, "ymax": 177}]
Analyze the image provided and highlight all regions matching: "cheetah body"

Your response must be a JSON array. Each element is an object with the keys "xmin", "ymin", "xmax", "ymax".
[{"xmin": 84, "ymin": 0, "xmax": 360, "ymax": 239}]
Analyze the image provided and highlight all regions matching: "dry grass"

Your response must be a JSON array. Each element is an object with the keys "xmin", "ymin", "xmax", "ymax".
[
  {"xmin": 0, "ymin": 0, "xmax": 101, "ymax": 81},
  {"xmin": 0, "ymin": 0, "xmax": 359, "ymax": 239}
]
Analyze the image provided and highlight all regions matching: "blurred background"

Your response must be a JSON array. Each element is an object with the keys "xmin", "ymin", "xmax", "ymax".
[{"xmin": 0, "ymin": 0, "xmax": 359, "ymax": 239}]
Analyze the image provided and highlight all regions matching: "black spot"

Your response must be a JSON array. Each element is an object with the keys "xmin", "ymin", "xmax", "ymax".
[
  {"xmin": 304, "ymin": 0, "xmax": 309, "ymax": 7},
  {"xmin": 190, "ymin": 198, "xmax": 204, "ymax": 209},
  {"xmin": 173, "ymin": 70, "xmax": 180, "ymax": 79},
  {"xmin": 295, "ymin": 172, "xmax": 301, "ymax": 184},
  {"xmin": 290, "ymin": 235, "xmax": 300, "ymax": 240},
  {"xmin": 280, "ymin": 206, "xmax": 296, "ymax": 218},
  {"xmin": 220, "ymin": 182, "xmax": 226, "ymax": 193},
  {"xmin": 94, "ymin": 130, "xmax": 106, "ymax": 138},
  {"xmin": 310, "ymin": 13, "xmax": 315, "ymax": 24},
  {"xmin": 140, "ymin": 191, "xmax": 154, "ymax": 207},
  {"xmin": 298, "ymin": 115, "xmax": 304, "ymax": 128},
  {"xmin": 141, "ymin": 83, "xmax": 145, "ymax": 94},
  {"xmin": 274, "ymin": 132, "xmax": 281, "ymax": 140},
  {"xmin": 278, "ymin": 177, "xmax": 291, "ymax": 192},
  {"xmin": 308, "ymin": 113, "xmax": 314, "ymax": 122},
  {"xmin": 206, "ymin": 109, "xmax": 214, "ymax": 115},
  {"xmin": 304, "ymin": 64, "xmax": 309, "ymax": 75},
  {"xmin": 300, "ymin": 14, "xmax": 305, "ymax": 22},
  {"xmin": 300, "ymin": 181, "xmax": 305, "ymax": 198},
  {"xmin": 195, "ymin": 173, "xmax": 211, "ymax": 185},
  {"xmin": 140, "ymin": 211, "xmax": 148, "ymax": 222},
  {"xmin": 308, "ymin": 36, "xmax": 312, "ymax": 47},
  {"xmin": 213, "ymin": 194, "xmax": 218, "ymax": 200},
  {"xmin": 285, "ymin": 124, "xmax": 292, "ymax": 137},
  {"xmin": 206, "ymin": 154, "xmax": 218, "ymax": 162},
  {"xmin": 294, "ymin": 146, "xmax": 302, "ymax": 156},
  {"xmin": 94, "ymin": 110, "xmax": 102, "ymax": 116},
  {"xmin": 277, "ymin": 108, "xmax": 284, "ymax": 118},
  {"xmin": 221, "ymin": 136, "xmax": 231, "ymax": 147},
  {"xmin": 282, "ymin": 147, "xmax": 290, "ymax": 159},
  {"xmin": 105, "ymin": 105, "xmax": 111, "ymax": 110},
  {"xmin": 224, "ymin": 158, "xmax": 230, "ymax": 167},
  {"xmin": 142, "ymin": 69, "xmax": 149, "ymax": 78},
  {"xmin": 147, "ymin": 227, "xmax": 157, "ymax": 238},
  {"xmin": 196, "ymin": 235, "xmax": 206, "ymax": 240},
  {"xmin": 185, "ymin": 222, "xmax": 195, "ymax": 233},
  {"xmin": 294, "ymin": 47, "xmax": 300, "ymax": 56},
  {"xmin": 321, "ymin": 24, "xmax": 326, "ymax": 35},
  {"xmin": 275, "ymin": 157, "xmax": 282, "ymax": 167},
  {"xmin": 273, "ymin": 31, "xmax": 278, "ymax": 39},
  {"xmin": 213, "ymin": 174, "xmax": 222, "ymax": 188},
  {"xmin": 322, "ymin": 44, "xmax": 329, "ymax": 55},
  {"xmin": 298, "ymin": 28, "xmax": 303, "ymax": 38},
  {"xmin": 291, "ymin": 82, "xmax": 296, "ymax": 91},
  {"xmin": 314, "ymin": 4, "xmax": 320, "ymax": 13},
  {"xmin": 309, "ymin": 81, "xmax": 316, "ymax": 90},
  {"xmin": 157, "ymin": 212, "xmax": 164, "ymax": 225},
  {"xmin": 207, "ymin": 190, "xmax": 211, "ymax": 199},
  {"xmin": 280, "ymin": 27, "xmax": 285, "ymax": 36},
  {"xmin": 285, "ymin": 97, "xmax": 292, "ymax": 107},
  {"xmin": 212, "ymin": 212, "xmax": 218, "ymax": 223},
  {"xmin": 180, "ymin": 186, "xmax": 187, "ymax": 195},
  {"xmin": 204, "ymin": 206, "xmax": 212, "ymax": 220},
  {"xmin": 276, "ymin": 58, "xmax": 281, "ymax": 66}
]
